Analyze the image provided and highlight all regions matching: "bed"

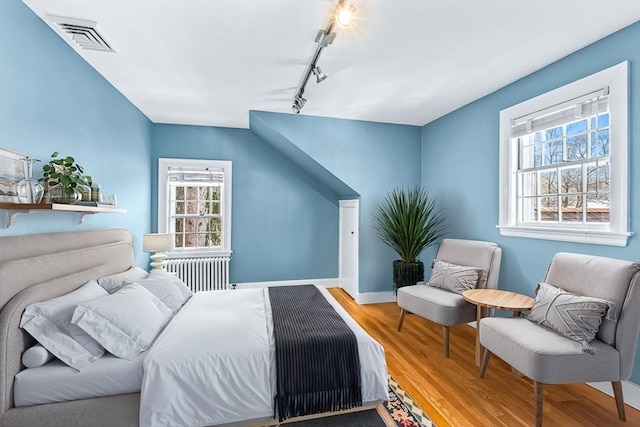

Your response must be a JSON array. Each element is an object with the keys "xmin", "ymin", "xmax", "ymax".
[{"xmin": 0, "ymin": 229, "xmax": 388, "ymax": 427}]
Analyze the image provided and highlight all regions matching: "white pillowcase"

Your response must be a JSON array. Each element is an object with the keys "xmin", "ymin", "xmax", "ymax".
[
  {"xmin": 148, "ymin": 269, "xmax": 193, "ymax": 302},
  {"xmin": 71, "ymin": 283, "xmax": 173, "ymax": 360},
  {"xmin": 20, "ymin": 281, "xmax": 107, "ymax": 370},
  {"xmin": 127, "ymin": 276, "xmax": 190, "ymax": 314},
  {"xmin": 97, "ymin": 266, "xmax": 149, "ymax": 293},
  {"xmin": 22, "ymin": 344, "xmax": 55, "ymax": 368}
]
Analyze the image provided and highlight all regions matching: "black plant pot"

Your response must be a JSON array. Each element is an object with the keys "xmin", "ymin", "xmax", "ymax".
[{"xmin": 393, "ymin": 260, "xmax": 424, "ymax": 292}]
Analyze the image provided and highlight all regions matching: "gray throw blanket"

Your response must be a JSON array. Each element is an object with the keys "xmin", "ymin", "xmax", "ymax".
[{"xmin": 269, "ymin": 285, "xmax": 362, "ymax": 421}]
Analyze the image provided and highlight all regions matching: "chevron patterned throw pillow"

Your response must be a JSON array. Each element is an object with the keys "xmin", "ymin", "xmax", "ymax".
[
  {"xmin": 527, "ymin": 282, "xmax": 615, "ymax": 354},
  {"xmin": 426, "ymin": 260, "xmax": 484, "ymax": 294}
]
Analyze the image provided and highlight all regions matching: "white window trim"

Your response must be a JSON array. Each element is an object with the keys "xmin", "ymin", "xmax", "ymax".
[
  {"xmin": 158, "ymin": 158, "xmax": 232, "ymax": 257},
  {"xmin": 498, "ymin": 61, "xmax": 632, "ymax": 247}
]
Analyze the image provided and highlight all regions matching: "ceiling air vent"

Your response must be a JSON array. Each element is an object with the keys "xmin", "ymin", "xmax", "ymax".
[{"xmin": 48, "ymin": 15, "xmax": 115, "ymax": 53}]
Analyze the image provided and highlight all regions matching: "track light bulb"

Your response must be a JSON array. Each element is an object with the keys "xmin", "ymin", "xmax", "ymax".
[{"xmin": 336, "ymin": 3, "xmax": 356, "ymax": 28}]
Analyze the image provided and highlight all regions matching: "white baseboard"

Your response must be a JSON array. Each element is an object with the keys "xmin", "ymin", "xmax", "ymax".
[
  {"xmin": 355, "ymin": 291, "xmax": 396, "ymax": 304},
  {"xmin": 234, "ymin": 278, "xmax": 339, "ymax": 289},
  {"xmin": 587, "ymin": 380, "xmax": 640, "ymax": 410}
]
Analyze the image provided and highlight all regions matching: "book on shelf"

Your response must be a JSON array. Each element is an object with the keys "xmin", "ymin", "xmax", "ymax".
[{"xmin": 76, "ymin": 201, "xmax": 115, "ymax": 207}]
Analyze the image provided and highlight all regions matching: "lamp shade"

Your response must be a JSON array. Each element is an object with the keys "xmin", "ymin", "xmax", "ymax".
[{"xmin": 143, "ymin": 233, "xmax": 174, "ymax": 252}]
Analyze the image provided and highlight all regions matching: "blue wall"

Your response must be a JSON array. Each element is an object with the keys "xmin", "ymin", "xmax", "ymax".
[
  {"xmin": 421, "ymin": 22, "xmax": 640, "ymax": 384},
  {"xmin": 0, "ymin": 0, "xmax": 152, "ymax": 266},
  {"xmin": 248, "ymin": 112, "xmax": 423, "ymax": 293},
  {"xmin": 150, "ymin": 124, "xmax": 339, "ymax": 284}
]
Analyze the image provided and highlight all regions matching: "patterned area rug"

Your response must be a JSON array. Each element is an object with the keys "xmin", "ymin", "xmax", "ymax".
[
  {"xmin": 381, "ymin": 375, "xmax": 434, "ymax": 427},
  {"xmin": 287, "ymin": 375, "xmax": 434, "ymax": 427}
]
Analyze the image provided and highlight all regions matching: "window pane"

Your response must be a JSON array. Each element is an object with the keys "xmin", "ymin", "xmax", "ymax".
[
  {"xmin": 561, "ymin": 196, "xmax": 582, "ymax": 222},
  {"xmin": 566, "ymin": 135, "xmax": 587, "ymax": 161},
  {"xmin": 587, "ymin": 194, "xmax": 610, "ymax": 223},
  {"xmin": 539, "ymin": 197, "xmax": 558, "ymax": 221},
  {"xmin": 175, "ymin": 186, "xmax": 184, "ymax": 201},
  {"xmin": 592, "ymin": 129, "xmax": 610, "ymax": 157},
  {"xmin": 567, "ymin": 119, "xmax": 587, "ymax": 136},
  {"xmin": 586, "ymin": 163, "xmax": 597, "ymax": 193},
  {"xmin": 560, "ymin": 167, "xmax": 582, "ymax": 194},
  {"xmin": 207, "ymin": 201, "xmax": 220, "ymax": 215},
  {"xmin": 597, "ymin": 160, "xmax": 610, "ymax": 192},
  {"xmin": 543, "ymin": 140, "xmax": 562, "ymax": 165},
  {"xmin": 598, "ymin": 113, "xmax": 609, "ymax": 128},
  {"xmin": 175, "ymin": 233, "xmax": 184, "ymax": 248},
  {"xmin": 210, "ymin": 186, "xmax": 220, "ymax": 201},
  {"xmin": 539, "ymin": 170, "xmax": 557, "ymax": 195},
  {"xmin": 175, "ymin": 201, "xmax": 184, "ymax": 214}
]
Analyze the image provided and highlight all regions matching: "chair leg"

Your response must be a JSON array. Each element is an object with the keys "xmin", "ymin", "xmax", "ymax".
[
  {"xmin": 397, "ymin": 309, "xmax": 406, "ymax": 332},
  {"xmin": 442, "ymin": 325, "xmax": 449, "ymax": 358},
  {"xmin": 612, "ymin": 381, "xmax": 626, "ymax": 421},
  {"xmin": 479, "ymin": 349, "xmax": 491, "ymax": 378},
  {"xmin": 534, "ymin": 381, "xmax": 543, "ymax": 427}
]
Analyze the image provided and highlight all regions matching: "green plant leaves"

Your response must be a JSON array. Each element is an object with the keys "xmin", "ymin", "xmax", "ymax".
[
  {"xmin": 40, "ymin": 151, "xmax": 86, "ymax": 193},
  {"xmin": 373, "ymin": 186, "xmax": 446, "ymax": 263}
]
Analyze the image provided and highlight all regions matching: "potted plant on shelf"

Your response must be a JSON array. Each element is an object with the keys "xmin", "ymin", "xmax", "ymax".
[
  {"xmin": 374, "ymin": 186, "xmax": 446, "ymax": 292},
  {"xmin": 38, "ymin": 151, "xmax": 86, "ymax": 204}
]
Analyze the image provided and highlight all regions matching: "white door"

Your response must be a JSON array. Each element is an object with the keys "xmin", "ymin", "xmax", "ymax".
[{"xmin": 339, "ymin": 199, "xmax": 359, "ymax": 299}]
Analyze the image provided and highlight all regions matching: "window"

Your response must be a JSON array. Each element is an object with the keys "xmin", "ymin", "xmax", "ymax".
[
  {"xmin": 158, "ymin": 158, "xmax": 232, "ymax": 256},
  {"xmin": 498, "ymin": 62, "xmax": 631, "ymax": 246}
]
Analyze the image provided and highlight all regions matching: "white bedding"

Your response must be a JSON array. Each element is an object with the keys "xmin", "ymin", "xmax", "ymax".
[
  {"xmin": 139, "ymin": 286, "xmax": 388, "ymax": 427},
  {"xmin": 13, "ymin": 353, "xmax": 145, "ymax": 407}
]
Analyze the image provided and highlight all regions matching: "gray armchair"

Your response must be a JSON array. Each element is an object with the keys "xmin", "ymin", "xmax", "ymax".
[
  {"xmin": 479, "ymin": 253, "xmax": 640, "ymax": 426},
  {"xmin": 396, "ymin": 238, "xmax": 502, "ymax": 358}
]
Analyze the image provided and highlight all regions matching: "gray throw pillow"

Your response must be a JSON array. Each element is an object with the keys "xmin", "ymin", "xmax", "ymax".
[
  {"xmin": 526, "ymin": 282, "xmax": 615, "ymax": 354},
  {"xmin": 426, "ymin": 260, "xmax": 484, "ymax": 294}
]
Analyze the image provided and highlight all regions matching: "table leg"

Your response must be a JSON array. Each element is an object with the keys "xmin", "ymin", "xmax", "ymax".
[
  {"xmin": 475, "ymin": 304, "xmax": 482, "ymax": 366},
  {"xmin": 511, "ymin": 309, "xmax": 523, "ymax": 375}
]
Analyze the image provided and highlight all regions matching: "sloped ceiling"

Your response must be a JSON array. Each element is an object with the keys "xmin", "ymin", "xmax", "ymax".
[{"xmin": 23, "ymin": 0, "xmax": 640, "ymax": 128}]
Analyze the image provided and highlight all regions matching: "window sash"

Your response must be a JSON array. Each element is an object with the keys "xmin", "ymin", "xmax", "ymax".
[{"xmin": 158, "ymin": 158, "xmax": 232, "ymax": 254}]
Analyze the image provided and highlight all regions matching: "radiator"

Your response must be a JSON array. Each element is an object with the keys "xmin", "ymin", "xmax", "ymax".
[{"xmin": 165, "ymin": 256, "xmax": 230, "ymax": 292}]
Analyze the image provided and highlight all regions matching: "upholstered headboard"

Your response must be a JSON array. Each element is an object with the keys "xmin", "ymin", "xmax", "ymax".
[{"xmin": 0, "ymin": 229, "xmax": 136, "ymax": 416}]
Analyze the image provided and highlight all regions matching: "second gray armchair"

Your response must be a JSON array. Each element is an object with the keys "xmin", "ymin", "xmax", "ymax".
[{"xmin": 396, "ymin": 238, "xmax": 502, "ymax": 358}]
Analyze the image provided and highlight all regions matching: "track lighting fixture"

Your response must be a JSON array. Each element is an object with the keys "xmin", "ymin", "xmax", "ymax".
[
  {"xmin": 312, "ymin": 66, "xmax": 327, "ymax": 83},
  {"xmin": 291, "ymin": 0, "xmax": 356, "ymax": 114}
]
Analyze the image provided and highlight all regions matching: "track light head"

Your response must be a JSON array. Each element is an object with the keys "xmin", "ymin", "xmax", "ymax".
[
  {"xmin": 312, "ymin": 66, "xmax": 327, "ymax": 83},
  {"xmin": 292, "ymin": 94, "xmax": 307, "ymax": 114}
]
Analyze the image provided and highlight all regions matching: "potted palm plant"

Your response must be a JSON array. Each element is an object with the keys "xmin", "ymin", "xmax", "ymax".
[{"xmin": 374, "ymin": 186, "xmax": 446, "ymax": 292}]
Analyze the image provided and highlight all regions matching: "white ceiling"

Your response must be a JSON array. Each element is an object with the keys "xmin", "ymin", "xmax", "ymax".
[{"xmin": 23, "ymin": 0, "xmax": 640, "ymax": 129}]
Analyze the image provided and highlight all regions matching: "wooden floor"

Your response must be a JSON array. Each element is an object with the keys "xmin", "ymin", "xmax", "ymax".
[{"xmin": 328, "ymin": 288, "xmax": 640, "ymax": 427}]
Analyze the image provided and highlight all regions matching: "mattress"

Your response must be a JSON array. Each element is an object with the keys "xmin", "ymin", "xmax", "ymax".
[{"xmin": 13, "ymin": 353, "xmax": 145, "ymax": 407}]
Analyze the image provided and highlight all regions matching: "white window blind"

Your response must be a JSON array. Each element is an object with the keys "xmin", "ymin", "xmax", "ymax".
[{"xmin": 511, "ymin": 88, "xmax": 608, "ymax": 138}]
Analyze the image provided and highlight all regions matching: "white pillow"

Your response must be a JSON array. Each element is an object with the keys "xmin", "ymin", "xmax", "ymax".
[
  {"xmin": 148, "ymin": 269, "xmax": 193, "ymax": 301},
  {"xmin": 97, "ymin": 266, "xmax": 149, "ymax": 293},
  {"xmin": 126, "ymin": 276, "xmax": 189, "ymax": 314},
  {"xmin": 71, "ymin": 283, "xmax": 173, "ymax": 360},
  {"xmin": 20, "ymin": 281, "xmax": 107, "ymax": 370},
  {"xmin": 22, "ymin": 344, "xmax": 55, "ymax": 368}
]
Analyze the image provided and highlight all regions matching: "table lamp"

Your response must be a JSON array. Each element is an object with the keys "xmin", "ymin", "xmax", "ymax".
[{"xmin": 143, "ymin": 233, "xmax": 174, "ymax": 270}]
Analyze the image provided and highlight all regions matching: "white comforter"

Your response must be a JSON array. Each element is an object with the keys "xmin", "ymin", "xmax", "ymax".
[{"xmin": 139, "ymin": 286, "xmax": 388, "ymax": 427}]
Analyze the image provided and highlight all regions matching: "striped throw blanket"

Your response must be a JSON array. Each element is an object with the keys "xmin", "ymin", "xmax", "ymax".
[{"xmin": 269, "ymin": 285, "xmax": 362, "ymax": 421}]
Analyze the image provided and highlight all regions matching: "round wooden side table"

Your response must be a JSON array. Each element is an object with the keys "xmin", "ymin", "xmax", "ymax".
[{"xmin": 462, "ymin": 289, "xmax": 535, "ymax": 366}]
